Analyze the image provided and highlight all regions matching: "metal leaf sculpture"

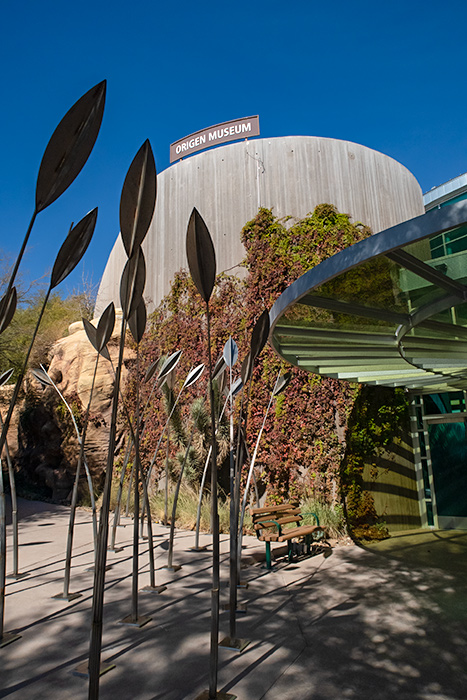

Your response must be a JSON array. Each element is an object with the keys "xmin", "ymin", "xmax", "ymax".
[
  {"xmin": 144, "ymin": 358, "xmax": 159, "ymax": 384},
  {"xmin": 119, "ymin": 140, "xmax": 157, "ymax": 259},
  {"xmin": 250, "ymin": 309, "xmax": 270, "ymax": 361},
  {"xmin": 83, "ymin": 318, "xmax": 111, "ymax": 361},
  {"xmin": 223, "ymin": 336, "xmax": 238, "ymax": 368},
  {"xmin": 186, "ymin": 208, "xmax": 216, "ymax": 303},
  {"xmin": 211, "ymin": 354, "xmax": 226, "ymax": 382},
  {"xmin": 230, "ymin": 376, "xmax": 243, "ymax": 398},
  {"xmin": 183, "ymin": 363, "xmax": 205, "ymax": 389},
  {"xmin": 50, "ymin": 209, "xmax": 98, "ymax": 289},
  {"xmin": 273, "ymin": 371, "xmax": 292, "ymax": 397},
  {"xmin": 0, "ymin": 287, "xmax": 17, "ymax": 335},
  {"xmin": 0, "ymin": 369, "xmax": 13, "ymax": 387},
  {"xmin": 157, "ymin": 349, "xmax": 182, "ymax": 383},
  {"xmin": 240, "ymin": 352, "xmax": 253, "ymax": 385},
  {"xmin": 31, "ymin": 368, "xmax": 54, "ymax": 387},
  {"xmin": 120, "ymin": 247, "xmax": 146, "ymax": 320},
  {"xmin": 95, "ymin": 302, "xmax": 116, "ymax": 352},
  {"xmin": 128, "ymin": 299, "xmax": 147, "ymax": 344},
  {"xmin": 35, "ymin": 81, "xmax": 106, "ymax": 213}
]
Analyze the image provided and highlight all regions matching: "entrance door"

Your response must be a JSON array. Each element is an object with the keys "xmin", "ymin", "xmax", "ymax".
[{"xmin": 427, "ymin": 417, "xmax": 467, "ymax": 529}]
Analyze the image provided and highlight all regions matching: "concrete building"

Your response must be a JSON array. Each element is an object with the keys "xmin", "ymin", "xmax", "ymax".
[{"xmin": 95, "ymin": 135, "xmax": 424, "ymax": 315}]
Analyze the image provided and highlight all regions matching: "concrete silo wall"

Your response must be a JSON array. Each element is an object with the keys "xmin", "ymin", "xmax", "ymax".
[{"xmin": 95, "ymin": 136, "xmax": 424, "ymax": 315}]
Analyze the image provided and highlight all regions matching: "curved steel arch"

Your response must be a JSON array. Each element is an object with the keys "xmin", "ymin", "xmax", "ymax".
[{"xmin": 269, "ymin": 200, "xmax": 467, "ymax": 392}]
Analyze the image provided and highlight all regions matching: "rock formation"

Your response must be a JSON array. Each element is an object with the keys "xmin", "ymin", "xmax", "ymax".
[{"xmin": 11, "ymin": 310, "xmax": 134, "ymax": 503}]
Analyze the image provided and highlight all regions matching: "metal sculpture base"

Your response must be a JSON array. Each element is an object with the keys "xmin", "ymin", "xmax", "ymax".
[
  {"xmin": 108, "ymin": 545, "xmax": 124, "ymax": 553},
  {"xmin": 237, "ymin": 580, "xmax": 248, "ymax": 589},
  {"xmin": 52, "ymin": 591, "xmax": 82, "ymax": 602},
  {"xmin": 140, "ymin": 584, "xmax": 167, "ymax": 594},
  {"xmin": 222, "ymin": 603, "xmax": 247, "ymax": 614},
  {"xmin": 194, "ymin": 691, "xmax": 237, "ymax": 700},
  {"xmin": 73, "ymin": 660, "xmax": 116, "ymax": 678},
  {"xmin": 6, "ymin": 572, "xmax": 28, "ymax": 580},
  {"xmin": 189, "ymin": 545, "xmax": 207, "ymax": 552},
  {"xmin": 86, "ymin": 564, "xmax": 113, "ymax": 572},
  {"xmin": 0, "ymin": 632, "xmax": 21, "ymax": 648},
  {"xmin": 219, "ymin": 636, "xmax": 250, "ymax": 653},
  {"xmin": 118, "ymin": 614, "xmax": 152, "ymax": 628},
  {"xmin": 163, "ymin": 564, "xmax": 182, "ymax": 572}
]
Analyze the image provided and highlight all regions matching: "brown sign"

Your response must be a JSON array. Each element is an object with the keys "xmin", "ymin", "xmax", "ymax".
[{"xmin": 170, "ymin": 116, "xmax": 260, "ymax": 163}]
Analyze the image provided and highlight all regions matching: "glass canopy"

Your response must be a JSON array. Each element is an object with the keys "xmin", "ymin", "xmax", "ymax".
[{"xmin": 269, "ymin": 201, "xmax": 467, "ymax": 393}]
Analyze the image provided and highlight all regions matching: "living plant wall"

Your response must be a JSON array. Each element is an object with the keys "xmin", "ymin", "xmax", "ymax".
[{"xmin": 125, "ymin": 204, "xmax": 409, "ymax": 538}]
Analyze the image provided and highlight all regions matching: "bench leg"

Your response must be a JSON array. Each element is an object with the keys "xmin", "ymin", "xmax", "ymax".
[
  {"xmin": 265, "ymin": 541, "xmax": 272, "ymax": 570},
  {"xmin": 287, "ymin": 541, "xmax": 293, "ymax": 563},
  {"xmin": 305, "ymin": 534, "xmax": 311, "ymax": 555}
]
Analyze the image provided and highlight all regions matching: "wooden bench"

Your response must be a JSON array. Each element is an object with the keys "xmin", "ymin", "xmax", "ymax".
[{"xmin": 250, "ymin": 503, "xmax": 327, "ymax": 570}]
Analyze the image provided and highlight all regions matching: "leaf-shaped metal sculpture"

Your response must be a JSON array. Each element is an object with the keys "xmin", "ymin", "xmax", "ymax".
[
  {"xmin": 50, "ymin": 209, "xmax": 98, "ymax": 289},
  {"xmin": 250, "ymin": 309, "xmax": 270, "ymax": 361},
  {"xmin": 223, "ymin": 336, "xmax": 238, "ymax": 368},
  {"xmin": 273, "ymin": 371, "xmax": 292, "ymax": 397},
  {"xmin": 211, "ymin": 354, "xmax": 226, "ymax": 382},
  {"xmin": 83, "ymin": 318, "xmax": 111, "ymax": 361},
  {"xmin": 0, "ymin": 286, "xmax": 17, "ymax": 335},
  {"xmin": 96, "ymin": 302, "xmax": 115, "ymax": 352},
  {"xmin": 144, "ymin": 358, "xmax": 159, "ymax": 384},
  {"xmin": 0, "ymin": 369, "xmax": 13, "ymax": 387},
  {"xmin": 183, "ymin": 363, "xmax": 205, "ymax": 389},
  {"xmin": 157, "ymin": 349, "xmax": 182, "ymax": 383},
  {"xmin": 128, "ymin": 299, "xmax": 147, "ymax": 344},
  {"xmin": 120, "ymin": 247, "xmax": 146, "ymax": 320},
  {"xmin": 120, "ymin": 140, "xmax": 157, "ymax": 259},
  {"xmin": 186, "ymin": 208, "xmax": 216, "ymax": 303},
  {"xmin": 240, "ymin": 352, "xmax": 253, "ymax": 385},
  {"xmin": 31, "ymin": 367, "xmax": 54, "ymax": 387},
  {"xmin": 230, "ymin": 376, "xmax": 243, "ymax": 398},
  {"xmin": 35, "ymin": 81, "xmax": 106, "ymax": 213}
]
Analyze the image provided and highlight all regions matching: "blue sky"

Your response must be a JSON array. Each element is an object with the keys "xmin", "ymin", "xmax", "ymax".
[{"xmin": 1, "ymin": 0, "xmax": 467, "ymax": 300}]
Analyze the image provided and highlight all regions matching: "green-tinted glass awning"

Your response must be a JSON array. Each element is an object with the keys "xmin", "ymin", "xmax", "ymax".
[{"xmin": 269, "ymin": 201, "xmax": 467, "ymax": 393}]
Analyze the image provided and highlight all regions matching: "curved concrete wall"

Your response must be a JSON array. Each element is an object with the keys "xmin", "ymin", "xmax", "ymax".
[{"xmin": 95, "ymin": 136, "xmax": 424, "ymax": 315}]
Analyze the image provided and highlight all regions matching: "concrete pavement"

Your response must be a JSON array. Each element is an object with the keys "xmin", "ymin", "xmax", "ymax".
[{"xmin": 1, "ymin": 498, "xmax": 466, "ymax": 700}]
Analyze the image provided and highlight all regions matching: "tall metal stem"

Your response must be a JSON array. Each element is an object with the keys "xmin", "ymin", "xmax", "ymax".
[
  {"xmin": 167, "ymin": 424, "xmax": 197, "ymax": 568},
  {"xmin": 0, "ymin": 288, "xmax": 51, "ymax": 459},
  {"xmin": 0, "ymin": 458, "xmax": 6, "ymax": 639},
  {"xmin": 193, "ymin": 395, "xmax": 229, "ymax": 549},
  {"xmin": 228, "ymin": 362, "xmax": 237, "ymax": 639},
  {"xmin": 59, "ymin": 356, "xmax": 100, "ymax": 599},
  {"xmin": 206, "ymin": 305, "xmax": 219, "ymax": 700},
  {"xmin": 0, "ymin": 414, "xmax": 19, "ymax": 578},
  {"xmin": 131, "ymin": 349, "xmax": 141, "ymax": 621},
  {"xmin": 88, "ymin": 318, "xmax": 127, "ymax": 699},
  {"xmin": 237, "ymin": 381, "xmax": 277, "ymax": 564}
]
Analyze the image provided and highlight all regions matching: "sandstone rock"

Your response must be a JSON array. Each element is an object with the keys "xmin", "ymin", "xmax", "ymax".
[{"xmin": 45, "ymin": 308, "xmax": 135, "ymax": 486}]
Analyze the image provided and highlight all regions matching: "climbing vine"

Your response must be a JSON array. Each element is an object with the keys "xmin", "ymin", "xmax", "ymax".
[{"xmin": 125, "ymin": 205, "xmax": 408, "ymax": 539}]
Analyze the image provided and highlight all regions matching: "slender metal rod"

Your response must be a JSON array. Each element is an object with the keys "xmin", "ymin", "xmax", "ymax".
[
  {"xmin": 228, "ymin": 361, "xmax": 237, "ymax": 638},
  {"xmin": 237, "ymin": 381, "xmax": 278, "ymax": 564},
  {"xmin": 193, "ymin": 395, "xmax": 228, "ymax": 549},
  {"xmin": 131, "ymin": 349, "xmax": 141, "ymax": 620},
  {"xmin": 88, "ymin": 318, "xmax": 127, "ymax": 699},
  {"xmin": 167, "ymin": 423, "xmax": 197, "ymax": 568},
  {"xmin": 234, "ymin": 378, "xmax": 253, "ymax": 586},
  {"xmin": 40, "ymin": 365, "xmax": 97, "ymax": 548},
  {"xmin": 61, "ymin": 356, "xmax": 100, "ymax": 597},
  {"xmin": 0, "ymin": 414, "xmax": 18, "ymax": 577},
  {"xmin": 2, "ymin": 210, "xmax": 37, "ymax": 307},
  {"xmin": 163, "ymin": 425, "xmax": 170, "ymax": 525},
  {"xmin": 206, "ymin": 305, "xmax": 219, "ymax": 700},
  {"xmin": 0, "ymin": 458, "xmax": 6, "ymax": 639},
  {"xmin": 0, "ymin": 288, "xmax": 51, "ymax": 460},
  {"xmin": 110, "ymin": 438, "xmax": 133, "ymax": 549}
]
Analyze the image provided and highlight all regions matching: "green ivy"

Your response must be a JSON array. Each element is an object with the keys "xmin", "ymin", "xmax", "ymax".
[{"xmin": 125, "ymin": 205, "xmax": 409, "ymax": 540}]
